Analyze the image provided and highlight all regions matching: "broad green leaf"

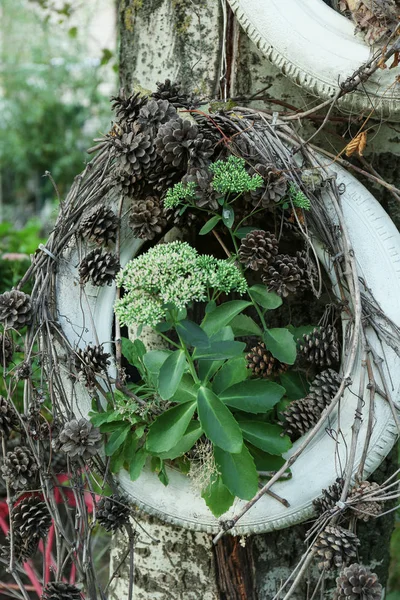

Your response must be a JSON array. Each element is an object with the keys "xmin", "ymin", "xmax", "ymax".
[
  {"xmin": 193, "ymin": 340, "xmax": 245, "ymax": 361},
  {"xmin": 205, "ymin": 300, "xmax": 217, "ymax": 314},
  {"xmin": 288, "ymin": 324, "xmax": 319, "ymax": 341},
  {"xmin": 197, "ymin": 386, "xmax": 243, "ymax": 453},
  {"xmin": 121, "ymin": 337, "xmax": 139, "ymax": 366},
  {"xmin": 214, "ymin": 444, "xmax": 259, "ymax": 500},
  {"xmin": 105, "ymin": 424, "xmax": 131, "ymax": 456},
  {"xmin": 143, "ymin": 350, "xmax": 171, "ymax": 384},
  {"xmin": 129, "ymin": 447, "xmax": 147, "ymax": 481},
  {"xmin": 238, "ymin": 420, "xmax": 292, "ymax": 455},
  {"xmin": 99, "ymin": 421, "xmax": 127, "ymax": 433},
  {"xmin": 157, "ymin": 421, "xmax": 202, "ymax": 460},
  {"xmin": 229, "ymin": 314, "xmax": 262, "ymax": 337},
  {"xmin": 158, "ymin": 466, "xmax": 169, "ymax": 486},
  {"xmin": 201, "ymin": 474, "xmax": 235, "ymax": 517},
  {"xmin": 158, "ymin": 350, "xmax": 187, "ymax": 400},
  {"xmin": 122, "ymin": 433, "xmax": 138, "ymax": 462},
  {"xmin": 110, "ymin": 445, "xmax": 126, "ymax": 474},
  {"xmin": 212, "ymin": 356, "xmax": 249, "ymax": 395},
  {"xmin": 263, "ymin": 329, "xmax": 297, "ymax": 364},
  {"xmin": 198, "ymin": 327, "xmax": 235, "ymax": 382},
  {"xmin": 176, "ymin": 319, "xmax": 209, "ymax": 348},
  {"xmin": 170, "ymin": 374, "xmax": 199, "ymax": 404},
  {"xmin": 249, "ymin": 285, "xmax": 282, "ymax": 310},
  {"xmin": 201, "ymin": 300, "xmax": 252, "ymax": 337},
  {"xmin": 89, "ymin": 410, "xmax": 119, "ymax": 427},
  {"xmin": 247, "ymin": 443, "xmax": 287, "ymax": 472},
  {"xmin": 146, "ymin": 401, "xmax": 197, "ymax": 453},
  {"xmin": 220, "ymin": 380, "xmax": 285, "ymax": 413},
  {"xmin": 280, "ymin": 371, "xmax": 310, "ymax": 400},
  {"xmin": 234, "ymin": 226, "xmax": 255, "ymax": 239},
  {"xmin": 222, "ymin": 205, "xmax": 235, "ymax": 229},
  {"xmin": 199, "ymin": 215, "xmax": 221, "ymax": 235}
]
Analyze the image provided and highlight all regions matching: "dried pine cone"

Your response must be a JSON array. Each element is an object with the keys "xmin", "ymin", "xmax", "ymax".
[
  {"xmin": 1, "ymin": 446, "xmax": 38, "ymax": 490},
  {"xmin": 249, "ymin": 163, "xmax": 287, "ymax": 208},
  {"xmin": 112, "ymin": 167, "xmax": 146, "ymax": 200},
  {"xmin": 314, "ymin": 525, "xmax": 359, "ymax": 571},
  {"xmin": 16, "ymin": 361, "xmax": 32, "ymax": 380},
  {"xmin": 136, "ymin": 99, "xmax": 178, "ymax": 132},
  {"xmin": 239, "ymin": 230, "xmax": 279, "ymax": 271},
  {"xmin": 281, "ymin": 397, "xmax": 321, "ymax": 440},
  {"xmin": 262, "ymin": 253, "xmax": 306, "ymax": 297},
  {"xmin": 97, "ymin": 494, "xmax": 130, "ymax": 531},
  {"xmin": 0, "ymin": 290, "xmax": 32, "ymax": 329},
  {"xmin": 42, "ymin": 582, "xmax": 82, "ymax": 600},
  {"xmin": 79, "ymin": 206, "xmax": 119, "ymax": 246},
  {"xmin": 152, "ymin": 79, "xmax": 192, "ymax": 108},
  {"xmin": 74, "ymin": 344, "xmax": 111, "ymax": 387},
  {"xmin": 298, "ymin": 325, "xmax": 340, "ymax": 367},
  {"xmin": 155, "ymin": 118, "xmax": 212, "ymax": 170},
  {"xmin": 181, "ymin": 167, "xmax": 219, "ymax": 211},
  {"xmin": 333, "ymin": 563, "xmax": 382, "ymax": 600},
  {"xmin": 0, "ymin": 395, "xmax": 19, "ymax": 437},
  {"xmin": 129, "ymin": 196, "xmax": 167, "ymax": 240},
  {"xmin": 111, "ymin": 89, "xmax": 147, "ymax": 126},
  {"xmin": 246, "ymin": 342, "xmax": 288, "ymax": 378},
  {"xmin": 12, "ymin": 496, "xmax": 52, "ymax": 539},
  {"xmin": 56, "ymin": 418, "xmax": 102, "ymax": 460},
  {"xmin": 113, "ymin": 131, "xmax": 157, "ymax": 179},
  {"xmin": 348, "ymin": 481, "xmax": 383, "ymax": 522},
  {"xmin": 79, "ymin": 248, "xmax": 120, "ymax": 287},
  {"xmin": 0, "ymin": 332, "xmax": 13, "ymax": 367},
  {"xmin": 313, "ymin": 478, "xmax": 344, "ymax": 516},
  {"xmin": 3, "ymin": 534, "xmax": 39, "ymax": 563},
  {"xmin": 307, "ymin": 369, "xmax": 342, "ymax": 412}
]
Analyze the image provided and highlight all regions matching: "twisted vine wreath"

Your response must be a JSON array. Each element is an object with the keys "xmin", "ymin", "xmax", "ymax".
[{"xmin": 0, "ymin": 81, "xmax": 400, "ymax": 599}]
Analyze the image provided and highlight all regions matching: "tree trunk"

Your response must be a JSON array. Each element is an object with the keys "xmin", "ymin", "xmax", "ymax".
[{"xmin": 111, "ymin": 1, "xmax": 397, "ymax": 597}]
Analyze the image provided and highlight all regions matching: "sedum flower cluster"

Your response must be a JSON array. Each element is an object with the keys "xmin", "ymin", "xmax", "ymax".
[
  {"xmin": 164, "ymin": 181, "xmax": 197, "ymax": 210},
  {"xmin": 209, "ymin": 156, "xmax": 263, "ymax": 194},
  {"xmin": 115, "ymin": 241, "xmax": 248, "ymax": 327}
]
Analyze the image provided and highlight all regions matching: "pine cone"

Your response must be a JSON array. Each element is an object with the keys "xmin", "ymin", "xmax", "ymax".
[
  {"xmin": 1, "ymin": 446, "xmax": 38, "ymax": 490},
  {"xmin": 97, "ymin": 494, "xmax": 130, "ymax": 531},
  {"xmin": 246, "ymin": 342, "xmax": 288, "ymax": 378},
  {"xmin": 314, "ymin": 525, "xmax": 359, "ymax": 571},
  {"xmin": 74, "ymin": 344, "xmax": 111, "ymax": 387},
  {"xmin": 3, "ymin": 533, "xmax": 39, "ymax": 563},
  {"xmin": 79, "ymin": 248, "xmax": 120, "ymax": 287},
  {"xmin": 146, "ymin": 161, "xmax": 181, "ymax": 195},
  {"xmin": 307, "ymin": 369, "xmax": 342, "ymax": 412},
  {"xmin": 281, "ymin": 397, "xmax": 321, "ymax": 440},
  {"xmin": 239, "ymin": 230, "xmax": 279, "ymax": 271},
  {"xmin": 152, "ymin": 79, "xmax": 193, "ymax": 108},
  {"xmin": 298, "ymin": 325, "xmax": 340, "ymax": 367},
  {"xmin": 111, "ymin": 89, "xmax": 147, "ymax": 126},
  {"xmin": 333, "ymin": 563, "xmax": 382, "ymax": 600},
  {"xmin": 56, "ymin": 418, "xmax": 102, "ymax": 460},
  {"xmin": 12, "ymin": 496, "xmax": 52, "ymax": 539},
  {"xmin": 0, "ymin": 290, "xmax": 32, "ymax": 329},
  {"xmin": 262, "ymin": 253, "xmax": 306, "ymax": 297},
  {"xmin": 129, "ymin": 196, "xmax": 167, "ymax": 240},
  {"xmin": 181, "ymin": 167, "xmax": 219, "ymax": 211},
  {"xmin": 112, "ymin": 167, "xmax": 146, "ymax": 200},
  {"xmin": 249, "ymin": 163, "xmax": 287, "ymax": 208},
  {"xmin": 313, "ymin": 478, "xmax": 344, "ymax": 516},
  {"xmin": 42, "ymin": 582, "xmax": 82, "ymax": 600},
  {"xmin": 136, "ymin": 99, "xmax": 178, "ymax": 133},
  {"xmin": 155, "ymin": 118, "xmax": 212, "ymax": 170},
  {"xmin": 113, "ymin": 130, "xmax": 157, "ymax": 180},
  {"xmin": 348, "ymin": 481, "xmax": 383, "ymax": 522},
  {"xmin": 79, "ymin": 206, "xmax": 119, "ymax": 246},
  {"xmin": 16, "ymin": 361, "xmax": 32, "ymax": 380},
  {"xmin": 0, "ymin": 395, "xmax": 19, "ymax": 437},
  {"xmin": 0, "ymin": 332, "xmax": 13, "ymax": 367}
]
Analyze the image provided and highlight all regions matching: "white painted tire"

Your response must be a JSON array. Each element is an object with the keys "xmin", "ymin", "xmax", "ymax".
[
  {"xmin": 227, "ymin": 0, "xmax": 400, "ymax": 120},
  {"xmin": 56, "ymin": 163, "xmax": 400, "ymax": 534}
]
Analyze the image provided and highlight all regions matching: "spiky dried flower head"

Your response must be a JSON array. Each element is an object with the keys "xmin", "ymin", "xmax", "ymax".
[
  {"xmin": 210, "ymin": 156, "xmax": 263, "ymax": 195},
  {"xmin": 246, "ymin": 342, "xmax": 288, "ymax": 378},
  {"xmin": 239, "ymin": 229, "xmax": 279, "ymax": 271},
  {"xmin": 129, "ymin": 196, "xmax": 167, "ymax": 240},
  {"xmin": 0, "ymin": 331, "xmax": 13, "ymax": 367},
  {"xmin": 74, "ymin": 344, "xmax": 111, "ymax": 388},
  {"xmin": 96, "ymin": 494, "xmax": 130, "ymax": 531},
  {"xmin": 0, "ymin": 395, "xmax": 19, "ymax": 437},
  {"xmin": 348, "ymin": 481, "xmax": 383, "ymax": 522},
  {"xmin": 79, "ymin": 206, "xmax": 119, "ymax": 246},
  {"xmin": 1, "ymin": 445, "xmax": 38, "ymax": 490},
  {"xmin": 56, "ymin": 418, "xmax": 102, "ymax": 461},
  {"xmin": 314, "ymin": 525, "xmax": 359, "ymax": 571},
  {"xmin": 313, "ymin": 478, "xmax": 344, "ymax": 517},
  {"xmin": 298, "ymin": 325, "xmax": 340, "ymax": 367},
  {"xmin": 12, "ymin": 495, "xmax": 52, "ymax": 539},
  {"xmin": 115, "ymin": 241, "xmax": 247, "ymax": 328},
  {"xmin": 333, "ymin": 563, "xmax": 382, "ymax": 600},
  {"xmin": 0, "ymin": 290, "xmax": 32, "ymax": 329},
  {"xmin": 79, "ymin": 248, "xmax": 120, "ymax": 287},
  {"xmin": 41, "ymin": 582, "xmax": 82, "ymax": 600}
]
